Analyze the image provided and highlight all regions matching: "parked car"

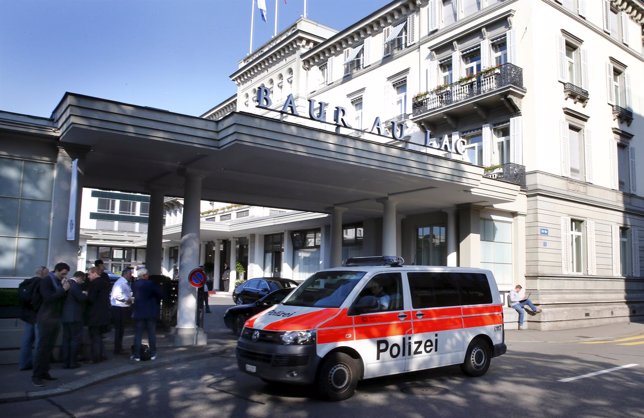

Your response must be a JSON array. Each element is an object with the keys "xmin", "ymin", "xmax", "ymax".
[
  {"xmin": 224, "ymin": 288, "xmax": 293, "ymax": 335},
  {"xmin": 232, "ymin": 277, "xmax": 298, "ymax": 305}
]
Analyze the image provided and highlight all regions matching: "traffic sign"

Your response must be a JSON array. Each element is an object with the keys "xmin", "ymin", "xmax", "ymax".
[{"xmin": 188, "ymin": 267, "xmax": 207, "ymax": 288}]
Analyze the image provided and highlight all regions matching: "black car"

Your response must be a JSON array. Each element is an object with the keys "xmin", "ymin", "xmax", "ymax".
[
  {"xmin": 224, "ymin": 288, "xmax": 293, "ymax": 335},
  {"xmin": 231, "ymin": 277, "xmax": 298, "ymax": 305}
]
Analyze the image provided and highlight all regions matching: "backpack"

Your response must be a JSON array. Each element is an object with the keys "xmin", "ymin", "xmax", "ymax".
[{"xmin": 18, "ymin": 277, "xmax": 42, "ymax": 312}]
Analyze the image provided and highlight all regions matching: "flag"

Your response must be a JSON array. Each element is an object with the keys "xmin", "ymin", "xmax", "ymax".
[{"xmin": 258, "ymin": 0, "xmax": 267, "ymax": 22}]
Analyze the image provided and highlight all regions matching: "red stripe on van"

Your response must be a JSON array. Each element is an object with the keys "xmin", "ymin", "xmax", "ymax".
[
  {"xmin": 463, "ymin": 314, "xmax": 503, "ymax": 328},
  {"xmin": 319, "ymin": 308, "xmax": 353, "ymax": 327},
  {"xmin": 462, "ymin": 305, "xmax": 503, "ymax": 316},
  {"xmin": 317, "ymin": 327, "xmax": 356, "ymax": 344},
  {"xmin": 412, "ymin": 317, "xmax": 463, "ymax": 334},
  {"xmin": 262, "ymin": 308, "xmax": 340, "ymax": 331},
  {"xmin": 354, "ymin": 322, "xmax": 411, "ymax": 340},
  {"xmin": 417, "ymin": 307, "xmax": 463, "ymax": 318}
]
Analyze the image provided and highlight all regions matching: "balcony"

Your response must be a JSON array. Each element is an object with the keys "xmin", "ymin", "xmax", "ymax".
[
  {"xmin": 412, "ymin": 63, "xmax": 526, "ymax": 127},
  {"xmin": 483, "ymin": 163, "xmax": 526, "ymax": 188},
  {"xmin": 563, "ymin": 83, "xmax": 589, "ymax": 106},
  {"xmin": 612, "ymin": 105, "xmax": 633, "ymax": 126}
]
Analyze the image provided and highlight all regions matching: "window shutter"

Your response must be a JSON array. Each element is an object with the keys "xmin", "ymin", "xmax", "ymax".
[
  {"xmin": 609, "ymin": 138, "xmax": 618, "ymax": 189},
  {"xmin": 452, "ymin": 50, "xmax": 462, "ymax": 79},
  {"xmin": 606, "ymin": 62, "xmax": 615, "ymax": 104},
  {"xmin": 625, "ymin": 72, "xmax": 632, "ymax": 110},
  {"xmin": 428, "ymin": 57, "xmax": 438, "ymax": 90},
  {"xmin": 363, "ymin": 37, "xmax": 371, "ymax": 67},
  {"xmin": 327, "ymin": 58, "xmax": 334, "ymax": 84},
  {"xmin": 560, "ymin": 120, "xmax": 570, "ymax": 177},
  {"xmin": 621, "ymin": 12, "xmax": 629, "ymax": 45},
  {"xmin": 612, "ymin": 224, "xmax": 621, "ymax": 276},
  {"xmin": 578, "ymin": 0, "xmax": 587, "ymax": 17},
  {"xmin": 561, "ymin": 216, "xmax": 571, "ymax": 274},
  {"xmin": 602, "ymin": 0, "xmax": 611, "ymax": 33},
  {"xmin": 581, "ymin": 48, "xmax": 588, "ymax": 90},
  {"xmin": 510, "ymin": 116, "xmax": 523, "ymax": 164},
  {"xmin": 429, "ymin": 0, "xmax": 439, "ymax": 32},
  {"xmin": 558, "ymin": 36, "xmax": 567, "ymax": 82},
  {"xmin": 587, "ymin": 220, "xmax": 596, "ymax": 275},
  {"xmin": 482, "ymin": 124, "xmax": 492, "ymax": 167},
  {"xmin": 480, "ymin": 37, "xmax": 491, "ymax": 69},
  {"xmin": 407, "ymin": 14, "xmax": 417, "ymax": 45},
  {"xmin": 633, "ymin": 228, "xmax": 640, "ymax": 277},
  {"xmin": 584, "ymin": 129, "xmax": 592, "ymax": 183},
  {"xmin": 383, "ymin": 26, "xmax": 391, "ymax": 54},
  {"xmin": 458, "ymin": 0, "xmax": 464, "ymax": 19},
  {"xmin": 507, "ymin": 29, "xmax": 516, "ymax": 63},
  {"xmin": 629, "ymin": 146, "xmax": 637, "ymax": 193}
]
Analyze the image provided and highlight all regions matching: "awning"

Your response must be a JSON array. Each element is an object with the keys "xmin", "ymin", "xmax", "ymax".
[
  {"xmin": 385, "ymin": 21, "xmax": 406, "ymax": 43},
  {"xmin": 345, "ymin": 44, "xmax": 364, "ymax": 62}
]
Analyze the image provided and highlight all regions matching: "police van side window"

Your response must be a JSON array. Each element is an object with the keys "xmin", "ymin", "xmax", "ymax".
[
  {"xmin": 408, "ymin": 273, "xmax": 460, "ymax": 308},
  {"xmin": 457, "ymin": 273, "xmax": 492, "ymax": 305},
  {"xmin": 352, "ymin": 273, "xmax": 403, "ymax": 313}
]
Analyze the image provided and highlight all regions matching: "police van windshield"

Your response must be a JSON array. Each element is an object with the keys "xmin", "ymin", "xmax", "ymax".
[{"xmin": 282, "ymin": 271, "xmax": 366, "ymax": 308}]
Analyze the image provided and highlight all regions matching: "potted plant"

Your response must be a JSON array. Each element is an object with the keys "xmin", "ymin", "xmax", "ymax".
[{"xmin": 235, "ymin": 261, "xmax": 246, "ymax": 281}]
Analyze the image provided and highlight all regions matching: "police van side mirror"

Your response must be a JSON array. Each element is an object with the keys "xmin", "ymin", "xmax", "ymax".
[{"xmin": 349, "ymin": 295, "xmax": 379, "ymax": 315}]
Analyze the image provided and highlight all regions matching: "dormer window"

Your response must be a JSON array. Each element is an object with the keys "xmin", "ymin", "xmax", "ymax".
[{"xmin": 344, "ymin": 44, "xmax": 364, "ymax": 76}]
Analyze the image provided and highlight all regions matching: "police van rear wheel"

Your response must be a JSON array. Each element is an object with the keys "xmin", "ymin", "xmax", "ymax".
[
  {"xmin": 461, "ymin": 338, "xmax": 491, "ymax": 377},
  {"xmin": 317, "ymin": 352, "xmax": 359, "ymax": 401}
]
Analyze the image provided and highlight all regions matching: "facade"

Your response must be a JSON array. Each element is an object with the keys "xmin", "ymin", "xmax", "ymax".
[{"xmin": 0, "ymin": 0, "xmax": 641, "ymax": 334}]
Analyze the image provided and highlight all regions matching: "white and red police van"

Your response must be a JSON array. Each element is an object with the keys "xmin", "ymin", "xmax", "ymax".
[{"xmin": 236, "ymin": 256, "xmax": 507, "ymax": 400}]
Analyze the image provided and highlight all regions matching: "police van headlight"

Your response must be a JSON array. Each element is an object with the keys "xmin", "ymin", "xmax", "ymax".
[{"xmin": 280, "ymin": 330, "xmax": 316, "ymax": 345}]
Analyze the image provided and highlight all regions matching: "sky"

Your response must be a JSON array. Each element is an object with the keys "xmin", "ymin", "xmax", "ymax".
[{"xmin": 0, "ymin": 0, "xmax": 392, "ymax": 118}]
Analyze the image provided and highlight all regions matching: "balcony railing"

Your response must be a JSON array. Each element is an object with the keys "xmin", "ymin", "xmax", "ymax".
[
  {"xmin": 612, "ymin": 105, "xmax": 633, "ymax": 126},
  {"xmin": 563, "ymin": 82, "xmax": 589, "ymax": 106},
  {"xmin": 413, "ymin": 63, "xmax": 524, "ymax": 116},
  {"xmin": 483, "ymin": 163, "xmax": 526, "ymax": 188}
]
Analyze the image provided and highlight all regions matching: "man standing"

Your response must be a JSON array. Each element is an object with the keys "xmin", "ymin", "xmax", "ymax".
[
  {"xmin": 131, "ymin": 268, "xmax": 162, "ymax": 361},
  {"xmin": 32, "ymin": 262, "xmax": 70, "ymax": 387},
  {"xmin": 61, "ymin": 271, "xmax": 88, "ymax": 369},
  {"xmin": 510, "ymin": 284, "xmax": 542, "ymax": 330},
  {"xmin": 86, "ymin": 266, "xmax": 111, "ymax": 363},
  {"xmin": 18, "ymin": 266, "xmax": 48, "ymax": 371},
  {"xmin": 110, "ymin": 267, "xmax": 133, "ymax": 355}
]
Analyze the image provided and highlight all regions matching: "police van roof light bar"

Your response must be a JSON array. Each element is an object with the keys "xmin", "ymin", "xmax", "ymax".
[{"xmin": 343, "ymin": 256, "xmax": 405, "ymax": 267}]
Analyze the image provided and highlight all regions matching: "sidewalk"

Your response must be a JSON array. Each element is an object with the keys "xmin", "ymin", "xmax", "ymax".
[{"xmin": 1, "ymin": 312, "xmax": 642, "ymax": 404}]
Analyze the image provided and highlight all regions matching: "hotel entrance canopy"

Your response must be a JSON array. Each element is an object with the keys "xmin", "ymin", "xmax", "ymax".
[{"xmin": 53, "ymin": 93, "xmax": 520, "ymax": 219}]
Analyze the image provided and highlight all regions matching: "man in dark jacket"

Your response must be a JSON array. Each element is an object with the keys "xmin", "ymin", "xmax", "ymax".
[
  {"xmin": 86, "ymin": 266, "xmax": 111, "ymax": 363},
  {"xmin": 32, "ymin": 262, "xmax": 70, "ymax": 387},
  {"xmin": 19, "ymin": 265, "xmax": 48, "ymax": 371},
  {"xmin": 131, "ymin": 268, "xmax": 162, "ymax": 361},
  {"xmin": 61, "ymin": 271, "xmax": 88, "ymax": 369}
]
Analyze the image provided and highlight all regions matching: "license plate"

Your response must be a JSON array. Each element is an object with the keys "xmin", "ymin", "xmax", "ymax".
[{"xmin": 245, "ymin": 364, "xmax": 257, "ymax": 373}]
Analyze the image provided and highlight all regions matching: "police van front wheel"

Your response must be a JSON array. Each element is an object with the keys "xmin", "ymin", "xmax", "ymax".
[
  {"xmin": 317, "ymin": 352, "xmax": 360, "ymax": 401},
  {"xmin": 461, "ymin": 338, "xmax": 491, "ymax": 377}
]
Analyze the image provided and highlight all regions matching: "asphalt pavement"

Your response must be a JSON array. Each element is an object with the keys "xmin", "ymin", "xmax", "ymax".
[{"xmin": 1, "ymin": 294, "xmax": 643, "ymax": 405}]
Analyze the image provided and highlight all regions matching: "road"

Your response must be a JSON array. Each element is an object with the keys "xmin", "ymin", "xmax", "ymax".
[{"xmin": 3, "ymin": 298, "xmax": 643, "ymax": 418}]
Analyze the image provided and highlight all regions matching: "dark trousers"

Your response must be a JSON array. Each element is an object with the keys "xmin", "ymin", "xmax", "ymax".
[
  {"xmin": 111, "ymin": 306, "xmax": 130, "ymax": 354},
  {"xmin": 88, "ymin": 325, "xmax": 106, "ymax": 363},
  {"xmin": 33, "ymin": 319, "xmax": 60, "ymax": 378},
  {"xmin": 61, "ymin": 321, "xmax": 83, "ymax": 367},
  {"xmin": 133, "ymin": 319, "xmax": 156, "ymax": 358}
]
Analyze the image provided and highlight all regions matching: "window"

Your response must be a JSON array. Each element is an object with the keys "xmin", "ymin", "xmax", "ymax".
[
  {"xmin": 491, "ymin": 37, "xmax": 507, "ymax": 66},
  {"xmin": 236, "ymin": 210, "xmax": 249, "ymax": 218},
  {"xmin": 319, "ymin": 63, "xmax": 328, "ymax": 86},
  {"xmin": 462, "ymin": 47, "xmax": 481, "ymax": 77},
  {"xmin": 97, "ymin": 198, "xmax": 116, "ymax": 213},
  {"xmin": 354, "ymin": 274, "xmax": 403, "ymax": 312},
  {"xmin": 393, "ymin": 80, "xmax": 407, "ymax": 117},
  {"xmin": 617, "ymin": 142, "xmax": 631, "ymax": 192},
  {"xmin": 384, "ymin": 21, "xmax": 408, "ymax": 56},
  {"xmin": 561, "ymin": 116, "xmax": 588, "ymax": 181},
  {"xmin": 570, "ymin": 219, "xmax": 584, "ymax": 274},
  {"xmin": 463, "ymin": 131, "xmax": 483, "ymax": 165},
  {"xmin": 494, "ymin": 125, "xmax": 511, "ymax": 165},
  {"xmin": 480, "ymin": 218, "xmax": 512, "ymax": 287},
  {"xmin": 568, "ymin": 126, "xmax": 584, "ymax": 180},
  {"xmin": 220, "ymin": 214, "xmax": 231, "ymax": 221},
  {"xmin": 351, "ymin": 97, "xmax": 363, "ymax": 130},
  {"xmin": 119, "ymin": 200, "xmax": 135, "ymax": 215},
  {"xmin": 462, "ymin": 0, "xmax": 481, "ymax": 17},
  {"xmin": 442, "ymin": 0, "xmax": 457, "ymax": 26},
  {"xmin": 612, "ymin": 67, "xmax": 626, "ymax": 108},
  {"xmin": 416, "ymin": 225, "xmax": 446, "ymax": 265},
  {"xmin": 439, "ymin": 59, "xmax": 453, "ymax": 85},
  {"xmin": 344, "ymin": 44, "xmax": 364, "ymax": 76},
  {"xmin": 620, "ymin": 227, "xmax": 632, "ymax": 276},
  {"xmin": 561, "ymin": 39, "xmax": 583, "ymax": 87},
  {"xmin": 342, "ymin": 224, "xmax": 364, "ymax": 245},
  {"xmin": 292, "ymin": 229, "xmax": 321, "ymax": 249},
  {"xmin": 264, "ymin": 233, "xmax": 283, "ymax": 276},
  {"xmin": 139, "ymin": 202, "xmax": 149, "ymax": 217},
  {"xmin": 408, "ymin": 272, "xmax": 492, "ymax": 308}
]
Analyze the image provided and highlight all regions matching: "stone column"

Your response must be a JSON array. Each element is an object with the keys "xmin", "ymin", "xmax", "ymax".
[
  {"xmin": 445, "ymin": 208, "xmax": 458, "ymax": 267},
  {"xmin": 229, "ymin": 237, "xmax": 238, "ymax": 292},
  {"xmin": 330, "ymin": 207, "xmax": 346, "ymax": 267},
  {"xmin": 146, "ymin": 188, "xmax": 164, "ymax": 275},
  {"xmin": 174, "ymin": 170, "xmax": 206, "ymax": 346},
  {"xmin": 379, "ymin": 197, "xmax": 398, "ymax": 256},
  {"xmin": 213, "ymin": 239, "xmax": 221, "ymax": 291}
]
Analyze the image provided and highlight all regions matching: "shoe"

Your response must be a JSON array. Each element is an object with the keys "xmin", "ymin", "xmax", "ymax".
[
  {"xmin": 32, "ymin": 377, "xmax": 45, "ymax": 387},
  {"xmin": 42, "ymin": 374, "xmax": 58, "ymax": 381},
  {"xmin": 130, "ymin": 355, "xmax": 140, "ymax": 362},
  {"xmin": 206, "ymin": 310, "xmax": 211, "ymax": 314},
  {"xmin": 518, "ymin": 325, "xmax": 527, "ymax": 330},
  {"xmin": 150, "ymin": 355, "xmax": 157, "ymax": 361},
  {"xmin": 535, "ymin": 308, "xmax": 543, "ymax": 314}
]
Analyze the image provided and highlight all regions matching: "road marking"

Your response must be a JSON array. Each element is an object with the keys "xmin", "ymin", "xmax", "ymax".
[
  {"xmin": 580, "ymin": 335, "xmax": 644, "ymax": 345},
  {"xmin": 558, "ymin": 364, "xmax": 639, "ymax": 383},
  {"xmin": 618, "ymin": 340, "xmax": 644, "ymax": 346}
]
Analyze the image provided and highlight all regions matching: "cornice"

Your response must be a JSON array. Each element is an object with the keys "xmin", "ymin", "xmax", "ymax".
[{"xmin": 611, "ymin": 0, "xmax": 644, "ymax": 24}]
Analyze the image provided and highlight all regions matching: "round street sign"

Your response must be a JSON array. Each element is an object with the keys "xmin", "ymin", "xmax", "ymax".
[{"xmin": 188, "ymin": 267, "xmax": 207, "ymax": 288}]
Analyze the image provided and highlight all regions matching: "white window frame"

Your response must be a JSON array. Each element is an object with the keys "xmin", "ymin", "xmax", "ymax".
[
  {"xmin": 570, "ymin": 218, "xmax": 585, "ymax": 274},
  {"xmin": 351, "ymin": 96, "xmax": 364, "ymax": 130},
  {"xmin": 462, "ymin": 130, "xmax": 483, "ymax": 165},
  {"xmin": 493, "ymin": 124, "xmax": 511, "ymax": 165},
  {"xmin": 393, "ymin": 79, "xmax": 408, "ymax": 118},
  {"xmin": 490, "ymin": 36, "xmax": 507, "ymax": 66},
  {"xmin": 462, "ymin": 47, "xmax": 481, "ymax": 77}
]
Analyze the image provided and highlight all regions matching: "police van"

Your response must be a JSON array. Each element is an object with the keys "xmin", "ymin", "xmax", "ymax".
[{"xmin": 236, "ymin": 256, "xmax": 507, "ymax": 400}]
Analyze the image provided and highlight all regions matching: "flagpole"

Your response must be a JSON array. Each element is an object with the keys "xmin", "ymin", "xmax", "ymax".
[
  {"xmin": 303, "ymin": 0, "xmax": 307, "ymax": 18},
  {"xmin": 274, "ymin": 0, "xmax": 278, "ymax": 37},
  {"xmin": 249, "ymin": 0, "xmax": 255, "ymax": 54}
]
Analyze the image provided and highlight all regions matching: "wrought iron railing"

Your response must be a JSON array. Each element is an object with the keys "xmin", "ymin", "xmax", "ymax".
[
  {"xmin": 483, "ymin": 163, "xmax": 526, "ymax": 188},
  {"xmin": 612, "ymin": 105, "xmax": 633, "ymax": 126},
  {"xmin": 412, "ymin": 63, "xmax": 524, "ymax": 116}
]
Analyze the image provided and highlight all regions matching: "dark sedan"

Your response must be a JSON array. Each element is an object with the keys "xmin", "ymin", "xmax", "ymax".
[
  {"xmin": 224, "ymin": 288, "xmax": 293, "ymax": 335},
  {"xmin": 231, "ymin": 277, "xmax": 298, "ymax": 305}
]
